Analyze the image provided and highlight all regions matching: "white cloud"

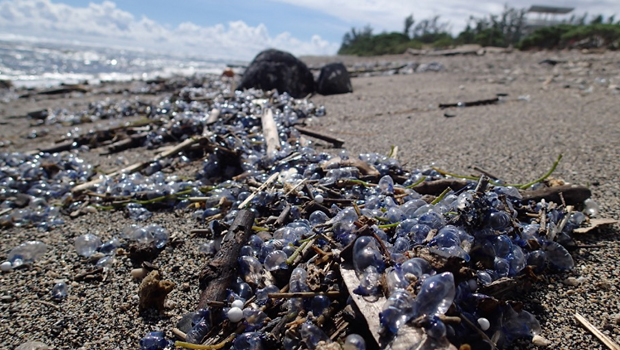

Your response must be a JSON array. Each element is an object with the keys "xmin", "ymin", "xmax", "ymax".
[
  {"xmin": 0, "ymin": 0, "xmax": 340, "ymax": 59},
  {"xmin": 271, "ymin": 0, "xmax": 620, "ymax": 35}
]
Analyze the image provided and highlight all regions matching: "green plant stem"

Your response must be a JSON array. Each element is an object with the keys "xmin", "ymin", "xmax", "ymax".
[
  {"xmin": 378, "ymin": 222, "xmax": 400, "ymax": 229},
  {"xmin": 431, "ymin": 187, "xmax": 452, "ymax": 205},
  {"xmin": 374, "ymin": 216, "xmax": 390, "ymax": 223},
  {"xmin": 343, "ymin": 179, "xmax": 373, "ymax": 187},
  {"xmin": 518, "ymin": 154, "xmax": 563, "ymax": 189},
  {"xmin": 93, "ymin": 205, "xmax": 115, "ymax": 210},
  {"xmin": 405, "ymin": 176, "xmax": 428, "ymax": 189},
  {"xmin": 286, "ymin": 240, "xmax": 310, "ymax": 265}
]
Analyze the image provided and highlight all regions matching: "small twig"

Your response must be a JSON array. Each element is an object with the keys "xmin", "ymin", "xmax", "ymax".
[
  {"xmin": 37, "ymin": 300, "xmax": 60, "ymax": 310},
  {"xmin": 475, "ymin": 175, "xmax": 489, "ymax": 194},
  {"xmin": 172, "ymin": 328, "xmax": 187, "ymax": 341},
  {"xmin": 190, "ymin": 229, "xmax": 211, "ymax": 235},
  {"xmin": 237, "ymin": 172, "xmax": 280, "ymax": 209},
  {"xmin": 175, "ymin": 333, "xmax": 236, "ymax": 349},
  {"xmin": 284, "ymin": 179, "xmax": 306, "ymax": 196},
  {"xmin": 275, "ymin": 202, "xmax": 291, "ymax": 226},
  {"xmin": 294, "ymin": 126, "xmax": 345, "ymax": 148},
  {"xmin": 575, "ymin": 313, "xmax": 620, "ymax": 350}
]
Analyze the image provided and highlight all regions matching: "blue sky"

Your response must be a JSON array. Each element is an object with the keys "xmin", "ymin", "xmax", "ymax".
[
  {"xmin": 1, "ymin": 0, "xmax": 619, "ymax": 60},
  {"xmin": 56, "ymin": 0, "xmax": 350, "ymax": 43}
]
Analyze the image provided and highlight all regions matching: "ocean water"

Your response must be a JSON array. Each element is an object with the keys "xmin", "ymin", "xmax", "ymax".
[{"xmin": 0, "ymin": 39, "xmax": 238, "ymax": 88}]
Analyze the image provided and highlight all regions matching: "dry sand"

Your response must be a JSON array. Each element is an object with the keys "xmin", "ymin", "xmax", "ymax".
[{"xmin": 0, "ymin": 50, "xmax": 619, "ymax": 349}]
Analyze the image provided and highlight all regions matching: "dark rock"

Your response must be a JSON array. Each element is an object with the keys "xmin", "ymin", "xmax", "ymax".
[
  {"xmin": 0, "ymin": 79, "xmax": 12, "ymax": 90},
  {"xmin": 316, "ymin": 63, "xmax": 353, "ymax": 95},
  {"xmin": 238, "ymin": 49, "xmax": 315, "ymax": 98}
]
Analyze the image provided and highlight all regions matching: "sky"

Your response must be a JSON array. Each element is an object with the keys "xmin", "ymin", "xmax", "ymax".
[{"xmin": 1, "ymin": 0, "xmax": 619, "ymax": 61}]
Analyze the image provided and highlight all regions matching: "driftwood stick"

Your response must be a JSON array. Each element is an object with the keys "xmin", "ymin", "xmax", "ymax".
[
  {"xmin": 439, "ymin": 97, "xmax": 500, "ymax": 109},
  {"xmin": 411, "ymin": 179, "xmax": 469, "ymax": 195},
  {"xmin": 105, "ymin": 132, "xmax": 148, "ymax": 154},
  {"xmin": 72, "ymin": 137, "xmax": 206, "ymax": 193},
  {"xmin": 575, "ymin": 313, "xmax": 620, "ymax": 350},
  {"xmin": 275, "ymin": 202, "xmax": 291, "ymax": 227},
  {"xmin": 347, "ymin": 64, "xmax": 408, "ymax": 77},
  {"xmin": 39, "ymin": 140, "xmax": 74, "ymax": 153},
  {"xmin": 520, "ymin": 185, "xmax": 591, "ymax": 206},
  {"xmin": 321, "ymin": 157, "xmax": 380, "ymax": 177},
  {"xmin": 262, "ymin": 108, "xmax": 280, "ymax": 157},
  {"xmin": 198, "ymin": 209, "xmax": 256, "ymax": 309},
  {"xmin": 294, "ymin": 126, "xmax": 345, "ymax": 148}
]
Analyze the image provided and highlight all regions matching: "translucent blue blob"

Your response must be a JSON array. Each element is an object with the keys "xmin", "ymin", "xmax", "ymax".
[{"xmin": 413, "ymin": 272, "xmax": 455, "ymax": 317}]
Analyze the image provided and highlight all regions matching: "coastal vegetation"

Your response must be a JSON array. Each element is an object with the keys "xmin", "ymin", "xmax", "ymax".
[{"xmin": 338, "ymin": 7, "xmax": 620, "ymax": 56}]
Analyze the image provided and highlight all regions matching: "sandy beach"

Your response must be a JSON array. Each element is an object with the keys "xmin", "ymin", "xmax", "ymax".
[{"xmin": 1, "ymin": 50, "xmax": 619, "ymax": 349}]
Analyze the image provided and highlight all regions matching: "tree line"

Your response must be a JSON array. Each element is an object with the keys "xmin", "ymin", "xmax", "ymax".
[{"xmin": 338, "ymin": 6, "xmax": 620, "ymax": 56}]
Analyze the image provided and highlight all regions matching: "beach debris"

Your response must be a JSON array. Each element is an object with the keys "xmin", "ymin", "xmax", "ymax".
[
  {"xmin": 15, "ymin": 341, "xmax": 51, "ymax": 350},
  {"xmin": 539, "ymin": 58, "xmax": 567, "ymax": 66},
  {"xmin": 294, "ymin": 126, "xmax": 345, "ymax": 148},
  {"xmin": 131, "ymin": 267, "xmax": 149, "ymax": 280},
  {"xmin": 140, "ymin": 331, "xmax": 172, "ymax": 350},
  {"xmin": 125, "ymin": 225, "xmax": 169, "ymax": 264},
  {"xmin": 74, "ymin": 233, "xmax": 102, "ymax": 257},
  {"xmin": 575, "ymin": 313, "xmax": 620, "ymax": 350},
  {"xmin": 0, "ymin": 73, "xmax": 611, "ymax": 350},
  {"xmin": 520, "ymin": 184, "xmax": 592, "ymax": 206},
  {"xmin": 139, "ymin": 270, "xmax": 175, "ymax": 312},
  {"xmin": 51, "ymin": 281, "xmax": 68, "ymax": 300},
  {"xmin": 416, "ymin": 62, "xmax": 445, "ymax": 73},
  {"xmin": 3, "ymin": 241, "xmax": 48, "ymax": 269},
  {"xmin": 583, "ymin": 198, "xmax": 600, "ymax": 217},
  {"xmin": 238, "ymin": 49, "xmax": 315, "ymax": 98},
  {"xmin": 439, "ymin": 97, "xmax": 500, "ymax": 109},
  {"xmin": 0, "ymin": 151, "xmax": 92, "ymax": 230},
  {"xmin": 221, "ymin": 67, "xmax": 235, "ymax": 78},
  {"xmin": 316, "ymin": 62, "xmax": 353, "ymax": 95},
  {"xmin": 262, "ymin": 108, "xmax": 281, "ymax": 157},
  {"xmin": 0, "ymin": 79, "xmax": 12, "ymax": 89},
  {"xmin": 198, "ymin": 209, "xmax": 256, "ymax": 309},
  {"xmin": 573, "ymin": 218, "xmax": 618, "ymax": 234},
  {"xmin": 19, "ymin": 84, "xmax": 88, "ymax": 98},
  {"xmin": 532, "ymin": 334, "xmax": 552, "ymax": 346}
]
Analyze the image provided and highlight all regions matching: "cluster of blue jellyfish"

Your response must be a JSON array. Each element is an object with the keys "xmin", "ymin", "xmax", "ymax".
[
  {"xmin": 127, "ymin": 87, "xmax": 587, "ymax": 349},
  {"xmin": 0, "ymin": 151, "xmax": 93, "ymax": 231}
]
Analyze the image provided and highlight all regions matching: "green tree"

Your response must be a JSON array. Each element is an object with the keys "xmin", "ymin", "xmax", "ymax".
[{"xmin": 404, "ymin": 14, "xmax": 415, "ymax": 38}]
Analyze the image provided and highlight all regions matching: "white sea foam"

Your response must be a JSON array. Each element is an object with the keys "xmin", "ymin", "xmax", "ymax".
[{"xmin": 0, "ymin": 38, "xmax": 236, "ymax": 88}]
